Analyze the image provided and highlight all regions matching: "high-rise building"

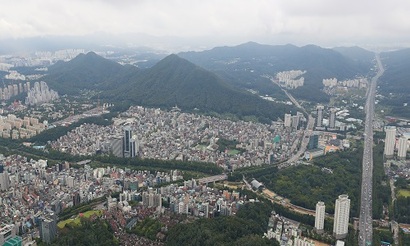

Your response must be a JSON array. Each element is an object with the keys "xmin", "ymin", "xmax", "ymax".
[
  {"xmin": 316, "ymin": 105, "xmax": 324, "ymax": 128},
  {"xmin": 40, "ymin": 215, "xmax": 57, "ymax": 244},
  {"xmin": 110, "ymin": 136, "xmax": 123, "ymax": 157},
  {"xmin": 384, "ymin": 126, "xmax": 396, "ymax": 158},
  {"xmin": 333, "ymin": 194, "xmax": 350, "ymax": 239},
  {"xmin": 123, "ymin": 126, "xmax": 132, "ymax": 158},
  {"xmin": 329, "ymin": 108, "xmax": 337, "ymax": 129},
  {"xmin": 72, "ymin": 192, "xmax": 81, "ymax": 206},
  {"xmin": 129, "ymin": 139, "xmax": 137, "ymax": 158},
  {"xmin": 0, "ymin": 165, "xmax": 10, "ymax": 191},
  {"xmin": 292, "ymin": 115, "xmax": 300, "ymax": 130},
  {"xmin": 284, "ymin": 114, "xmax": 292, "ymax": 128},
  {"xmin": 397, "ymin": 136, "xmax": 408, "ymax": 159},
  {"xmin": 315, "ymin": 201, "xmax": 325, "ymax": 233}
]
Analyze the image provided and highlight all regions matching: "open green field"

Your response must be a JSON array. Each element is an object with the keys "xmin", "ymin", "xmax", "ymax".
[
  {"xmin": 228, "ymin": 149, "xmax": 240, "ymax": 155},
  {"xmin": 57, "ymin": 210, "xmax": 102, "ymax": 229},
  {"xmin": 397, "ymin": 189, "xmax": 410, "ymax": 197}
]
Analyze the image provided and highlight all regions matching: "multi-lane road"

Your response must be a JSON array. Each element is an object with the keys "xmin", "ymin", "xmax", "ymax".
[{"xmin": 358, "ymin": 54, "xmax": 384, "ymax": 246}]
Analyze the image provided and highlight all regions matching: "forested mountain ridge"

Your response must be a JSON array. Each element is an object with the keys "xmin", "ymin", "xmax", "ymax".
[
  {"xmin": 44, "ymin": 52, "xmax": 134, "ymax": 93},
  {"xmin": 44, "ymin": 52, "xmax": 296, "ymax": 122},
  {"xmin": 179, "ymin": 42, "xmax": 372, "ymax": 102}
]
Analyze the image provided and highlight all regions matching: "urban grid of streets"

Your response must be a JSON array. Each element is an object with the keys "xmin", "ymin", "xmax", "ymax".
[{"xmin": 358, "ymin": 54, "xmax": 384, "ymax": 246}]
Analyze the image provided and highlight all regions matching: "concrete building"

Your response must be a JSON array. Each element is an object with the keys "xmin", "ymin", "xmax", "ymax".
[
  {"xmin": 284, "ymin": 114, "xmax": 292, "ymax": 128},
  {"xmin": 40, "ymin": 215, "xmax": 57, "ymax": 244},
  {"xmin": 397, "ymin": 135, "xmax": 408, "ymax": 160},
  {"xmin": 0, "ymin": 224, "xmax": 16, "ymax": 245},
  {"xmin": 315, "ymin": 201, "xmax": 325, "ymax": 233},
  {"xmin": 110, "ymin": 136, "xmax": 123, "ymax": 157},
  {"xmin": 316, "ymin": 105, "xmax": 324, "ymax": 128},
  {"xmin": 0, "ymin": 165, "xmax": 10, "ymax": 191},
  {"xmin": 384, "ymin": 126, "xmax": 396, "ymax": 158},
  {"xmin": 329, "ymin": 108, "xmax": 337, "ymax": 129},
  {"xmin": 129, "ymin": 139, "xmax": 137, "ymax": 158},
  {"xmin": 123, "ymin": 126, "xmax": 132, "ymax": 157},
  {"xmin": 291, "ymin": 115, "xmax": 300, "ymax": 130},
  {"xmin": 333, "ymin": 194, "xmax": 350, "ymax": 239}
]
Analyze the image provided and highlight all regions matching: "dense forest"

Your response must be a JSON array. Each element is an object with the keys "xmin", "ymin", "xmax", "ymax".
[
  {"xmin": 45, "ymin": 218, "xmax": 118, "ymax": 246},
  {"xmin": 166, "ymin": 202, "xmax": 279, "ymax": 246},
  {"xmin": 246, "ymin": 149, "xmax": 363, "ymax": 216}
]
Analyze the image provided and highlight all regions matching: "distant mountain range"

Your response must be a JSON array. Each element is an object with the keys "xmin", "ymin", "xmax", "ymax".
[
  {"xmin": 44, "ymin": 52, "xmax": 296, "ymax": 122},
  {"xmin": 179, "ymin": 42, "xmax": 374, "ymax": 102},
  {"xmin": 380, "ymin": 48, "xmax": 410, "ymax": 94},
  {"xmin": 378, "ymin": 48, "xmax": 410, "ymax": 118}
]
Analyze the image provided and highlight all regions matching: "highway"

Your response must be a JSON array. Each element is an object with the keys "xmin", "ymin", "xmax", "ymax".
[
  {"xmin": 273, "ymin": 85, "xmax": 315, "ymax": 169},
  {"xmin": 358, "ymin": 54, "xmax": 384, "ymax": 246}
]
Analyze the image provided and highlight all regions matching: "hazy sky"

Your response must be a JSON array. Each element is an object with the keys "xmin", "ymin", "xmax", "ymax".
[{"xmin": 1, "ymin": 0, "xmax": 409, "ymax": 49}]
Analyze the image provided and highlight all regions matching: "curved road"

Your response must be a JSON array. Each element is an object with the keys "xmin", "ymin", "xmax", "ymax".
[{"xmin": 358, "ymin": 54, "xmax": 384, "ymax": 246}]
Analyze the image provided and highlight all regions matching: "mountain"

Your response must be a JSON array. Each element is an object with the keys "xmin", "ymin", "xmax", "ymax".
[
  {"xmin": 105, "ymin": 54, "xmax": 295, "ymax": 122},
  {"xmin": 380, "ymin": 48, "xmax": 410, "ymax": 94},
  {"xmin": 179, "ymin": 42, "xmax": 371, "ymax": 102},
  {"xmin": 44, "ymin": 52, "xmax": 296, "ymax": 122},
  {"xmin": 44, "ymin": 52, "xmax": 133, "ymax": 93},
  {"xmin": 332, "ymin": 46, "xmax": 374, "ymax": 68},
  {"xmin": 378, "ymin": 48, "xmax": 410, "ymax": 118}
]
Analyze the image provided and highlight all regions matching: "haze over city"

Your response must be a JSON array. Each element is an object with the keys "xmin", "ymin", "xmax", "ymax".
[
  {"xmin": 0, "ymin": 1, "xmax": 410, "ymax": 246},
  {"xmin": 1, "ymin": 0, "xmax": 410, "ymax": 51}
]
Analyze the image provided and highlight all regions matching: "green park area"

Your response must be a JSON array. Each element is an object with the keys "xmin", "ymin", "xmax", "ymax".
[
  {"xmin": 228, "ymin": 149, "xmax": 241, "ymax": 155},
  {"xmin": 57, "ymin": 210, "xmax": 102, "ymax": 229},
  {"xmin": 397, "ymin": 189, "xmax": 410, "ymax": 197}
]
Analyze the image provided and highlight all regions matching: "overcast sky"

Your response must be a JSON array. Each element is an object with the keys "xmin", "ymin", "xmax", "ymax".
[{"xmin": 1, "ymin": 0, "xmax": 409, "ymax": 50}]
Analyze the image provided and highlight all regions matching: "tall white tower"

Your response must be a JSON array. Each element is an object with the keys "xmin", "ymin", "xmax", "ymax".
[
  {"xmin": 333, "ymin": 194, "xmax": 350, "ymax": 240},
  {"xmin": 329, "ymin": 108, "xmax": 337, "ymax": 129},
  {"xmin": 315, "ymin": 201, "xmax": 325, "ymax": 233},
  {"xmin": 284, "ymin": 113, "xmax": 292, "ymax": 128},
  {"xmin": 316, "ymin": 105, "xmax": 324, "ymax": 128},
  {"xmin": 384, "ymin": 126, "xmax": 396, "ymax": 158},
  {"xmin": 397, "ymin": 136, "xmax": 408, "ymax": 160}
]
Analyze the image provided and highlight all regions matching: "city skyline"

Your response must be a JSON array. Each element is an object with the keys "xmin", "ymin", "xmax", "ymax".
[{"xmin": 0, "ymin": 1, "xmax": 410, "ymax": 51}]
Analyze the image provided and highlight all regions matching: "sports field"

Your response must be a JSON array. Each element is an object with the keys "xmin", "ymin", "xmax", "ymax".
[
  {"xmin": 397, "ymin": 189, "xmax": 410, "ymax": 197},
  {"xmin": 57, "ymin": 210, "xmax": 102, "ymax": 229}
]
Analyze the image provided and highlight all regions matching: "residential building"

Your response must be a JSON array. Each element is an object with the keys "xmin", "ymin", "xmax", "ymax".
[
  {"xmin": 329, "ymin": 108, "xmax": 337, "ymax": 129},
  {"xmin": 397, "ymin": 135, "xmax": 408, "ymax": 159},
  {"xmin": 316, "ymin": 105, "xmax": 324, "ymax": 128},
  {"xmin": 315, "ymin": 201, "xmax": 325, "ymax": 233},
  {"xmin": 333, "ymin": 194, "xmax": 350, "ymax": 239},
  {"xmin": 284, "ymin": 114, "xmax": 292, "ymax": 128},
  {"xmin": 0, "ymin": 165, "xmax": 10, "ymax": 191},
  {"xmin": 384, "ymin": 126, "xmax": 396, "ymax": 158}
]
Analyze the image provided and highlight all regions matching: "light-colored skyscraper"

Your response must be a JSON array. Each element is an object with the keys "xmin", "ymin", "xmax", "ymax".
[
  {"xmin": 316, "ymin": 105, "xmax": 324, "ymax": 128},
  {"xmin": 397, "ymin": 136, "xmax": 408, "ymax": 159},
  {"xmin": 284, "ymin": 113, "xmax": 292, "ymax": 128},
  {"xmin": 384, "ymin": 126, "xmax": 396, "ymax": 158},
  {"xmin": 329, "ymin": 108, "xmax": 337, "ymax": 129},
  {"xmin": 0, "ymin": 165, "xmax": 10, "ymax": 191},
  {"xmin": 291, "ymin": 115, "xmax": 300, "ymax": 129},
  {"xmin": 315, "ymin": 201, "xmax": 325, "ymax": 233},
  {"xmin": 333, "ymin": 194, "xmax": 350, "ymax": 239}
]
